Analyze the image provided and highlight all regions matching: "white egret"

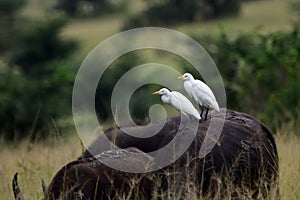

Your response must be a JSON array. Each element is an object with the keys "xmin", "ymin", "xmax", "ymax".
[
  {"xmin": 152, "ymin": 88, "xmax": 201, "ymax": 120},
  {"xmin": 178, "ymin": 73, "xmax": 219, "ymax": 120}
]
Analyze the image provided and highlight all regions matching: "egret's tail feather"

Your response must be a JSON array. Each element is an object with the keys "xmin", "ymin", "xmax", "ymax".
[{"xmin": 212, "ymin": 100, "xmax": 220, "ymax": 112}]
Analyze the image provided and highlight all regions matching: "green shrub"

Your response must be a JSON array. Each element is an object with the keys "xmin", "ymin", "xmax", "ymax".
[
  {"xmin": 55, "ymin": 0, "xmax": 119, "ymax": 17},
  {"xmin": 10, "ymin": 17, "xmax": 77, "ymax": 78},
  {"xmin": 95, "ymin": 52, "xmax": 152, "ymax": 121},
  {"xmin": 202, "ymin": 0, "xmax": 240, "ymax": 19},
  {"xmin": 0, "ymin": 16, "xmax": 78, "ymax": 141},
  {"xmin": 194, "ymin": 26, "xmax": 300, "ymax": 130},
  {"xmin": 0, "ymin": 64, "xmax": 75, "ymax": 141},
  {"xmin": 123, "ymin": 0, "xmax": 241, "ymax": 29},
  {"xmin": 0, "ymin": 0, "xmax": 27, "ymax": 52}
]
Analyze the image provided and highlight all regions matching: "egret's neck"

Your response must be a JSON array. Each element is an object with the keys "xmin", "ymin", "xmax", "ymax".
[
  {"xmin": 161, "ymin": 94, "xmax": 171, "ymax": 104},
  {"xmin": 190, "ymin": 76, "xmax": 195, "ymax": 81},
  {"xmin": 165, "ymin": 90, "xmax": 172, "ymax": 96}
]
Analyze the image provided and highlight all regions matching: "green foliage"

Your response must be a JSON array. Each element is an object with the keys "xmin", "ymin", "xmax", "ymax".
[
  {"xmin": 195, "ymin": 26, "xmax": 300, "ymax": 130},
  {"xmin": 124, "ymin": 0, "xmax": 202, "ymax": 29},
  {"xmin": 290, "ymin": 0, "xmax": 300, "ymax": 18},
  {"xmin": 202, "ymin": 0, "xmax": 240, "ymax": 19},
  {"xmin": 0, "ymin": 0, "xmax": 26, "ymax": 17},
  {"xmin": 55, "ymin": 0, "xmax": 79, "ymax": 16},
  {"xmin": 0, "ymin": 15, "xmax": 78, "ymax": 141},
  {"xmin": 0, "ymin": 0, "xmax": 27, "ymax": 52},
  {"xmin": 0, "ymin": 64, "xmax": 75, "ymax": 141},
  {"xmin": 123, "ymin": 0, "xmax": 240, "ymax": 29},
  {"xmin": 96, "ymin": 52, "xmax": 153, "ymax": 121},
  {"xmin": 10, "ymin": 17, "xmax": 77, "ymax": 77},
  {"xmin": 55, "ymin": 0, "xmax": 117, "ymax": 17}
]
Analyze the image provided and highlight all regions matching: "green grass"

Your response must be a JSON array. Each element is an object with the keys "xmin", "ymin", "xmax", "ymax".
[
  {"xmin": 177, "ymin": 0, "xmax": 297, "ymax": 37},
  {"xmin": 62, "ymin": 15, "xmax": 123, "ymax": 54}
]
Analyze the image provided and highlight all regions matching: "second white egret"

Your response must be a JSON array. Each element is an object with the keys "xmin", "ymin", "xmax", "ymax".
[
  {"xmin": 178, "ymin": 73, "xmax": 220, "ymax": 120},
  {"xmin": 152, "ymin": 88, "xmax": 201, "ymax": 120}
]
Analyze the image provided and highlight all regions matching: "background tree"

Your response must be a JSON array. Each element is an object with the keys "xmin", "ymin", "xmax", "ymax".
[
  {"xmin": 55, "ymin": 0, "xmax": 79, "ymax": 16},
  {"xmin": 55, "ymin": 0, "xmax": 117, "ymax": 17},
  {"xmin": 190, "ymin": 27, "xmax": 300, "ymax": 130},
  {"xmin": 202, "ymin": 0, "xmax": 240, "ymax": 19},
  {"xmin": 123, "ymin": 0, "xmax": 241, "ymax": 29},
  {"xmin": 95, "ymin": 52, "xmax": 155, "ymax": 122},
  {"xmin": 10, "ymin": 17, "xmax": 77, "ymax": 77},
  {"xmin": 0, "ymin": 0, "xmax": 27, "ymax": 52},
  {"xmin": 0, "ymin": 15, "xmax": 78, "ymax": 141}
]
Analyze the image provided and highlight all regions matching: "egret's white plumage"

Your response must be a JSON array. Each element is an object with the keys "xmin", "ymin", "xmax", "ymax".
[
  {"xmin": 152, "ymin": 88, "xmax": 201, "ymax": 120},
  {"xmin": 178, "ymin": 73, "xmax": 219, "ymax": 119}
]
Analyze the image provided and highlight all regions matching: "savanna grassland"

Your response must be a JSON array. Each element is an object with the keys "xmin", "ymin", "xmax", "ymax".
[
  {"xmin": 1, "ymin": 131, "xmax": 299, "ymax": 199},
  {"xmin": 1, "ymin": 0, "xmax": 300, "ymax": 199}
]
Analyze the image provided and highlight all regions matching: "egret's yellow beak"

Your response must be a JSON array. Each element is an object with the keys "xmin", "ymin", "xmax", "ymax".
[
  {"xmin": 152, "ymin": 91, "xmax": 160, "ymax": 95},
  {"xmin": 177, "ymin": 75, "xmax": 184, "ymax": 80}
]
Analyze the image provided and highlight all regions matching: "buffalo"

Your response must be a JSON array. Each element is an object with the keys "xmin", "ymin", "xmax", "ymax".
[{"xmin": 13, "ymin": 109, "xmax": 279, "ymax": 199}]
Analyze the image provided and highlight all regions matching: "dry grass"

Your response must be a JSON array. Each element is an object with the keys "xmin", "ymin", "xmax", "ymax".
[
  {"xmin": 177, "ymin": 0, "xmax": 297, "ymax": 37},
  {"xmin": 276, "ymin": 134, "xmax": 300, "ymax": 200},
  {"xmin": 0, "ymin": 135, "xmax": 81, "ymax": 200},
  {"xmin": 1, "ymin": 130, "xmax": 299, "ymax": 199}
]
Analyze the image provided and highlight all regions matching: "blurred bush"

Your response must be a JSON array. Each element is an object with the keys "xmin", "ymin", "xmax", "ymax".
[
  {"xmin": 96, "ymin": 52, "xmax": 157, "ymax": 122},
  {"xmin": 192, "ymin": 26, "xmax": 300, "ymax": 130},
  {"xmin": 10, "ymin": 17, "xmax": 77, "ymax": 77},
  {"xmin": 55, "ymin": 0, "xmax": 79, "ymax": 16},
  {"xmin": 0, "ymin": 15, "xmax": 78, "ymax": 141},
  {"xmin": 123, "ymin": 0, "xmax": 240, "ymax": 29},
  {"xmin": 0, "ymin": 0, "xmax": 26, "ymax": 24},
  {"xmin": 0, "ymin": 64, "xmax": 75, "ymax": 141},
  {"xmin": 202, "ymin": 0, "xmax": 240, "ymax": 19},
  {"xmin": 0, "ymin": 0, "xmax": 27, "ymax": 52},
  {"xmin": 290, "ymin": 0, "xmax": 300, "ymax": 18},
  {"xmin": 55, "ymin": 0, "xmax": 125, "ymax": 17}
]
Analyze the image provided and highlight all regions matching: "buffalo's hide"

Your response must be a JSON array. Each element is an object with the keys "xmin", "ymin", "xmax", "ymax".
[
  {"xmin": 13, "ymin": 109, "xmax": 279, "ymax": 199},
  {"xmin": 45, "ymin": 147, "xmax": 154, "ymax": 200},
  {"xmin": 83, "ymin": 108, "xmax": 279, "ymax": 199}
]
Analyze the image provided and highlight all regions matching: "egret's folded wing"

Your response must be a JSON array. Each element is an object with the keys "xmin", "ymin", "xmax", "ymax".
[
  {"xmin": 171, "ymin": 91, "xmax": 200, "ymax": 120},
  {"xmin": 192, "ymin": 80, "xmax": 216, "ymax": 101}
]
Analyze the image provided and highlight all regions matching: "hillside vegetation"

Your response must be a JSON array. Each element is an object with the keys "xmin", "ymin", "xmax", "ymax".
[{"xmin": 62, "ymin": 0, "xmax": 297, "ymax": 54}]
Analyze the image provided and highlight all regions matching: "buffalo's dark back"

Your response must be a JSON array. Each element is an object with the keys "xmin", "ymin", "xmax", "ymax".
[{"xmin": 83, "ymin": 109, "xmax": 279, "ymax": 198}]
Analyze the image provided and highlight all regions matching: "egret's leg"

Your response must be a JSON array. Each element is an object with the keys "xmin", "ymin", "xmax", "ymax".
[
  {"xmin": 200, "ymin": 108, "xmax": 204, "ymax": 119},
  {"xmin": 204, "ymin": 108, "xmax": 209, "ymax": 120}
]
